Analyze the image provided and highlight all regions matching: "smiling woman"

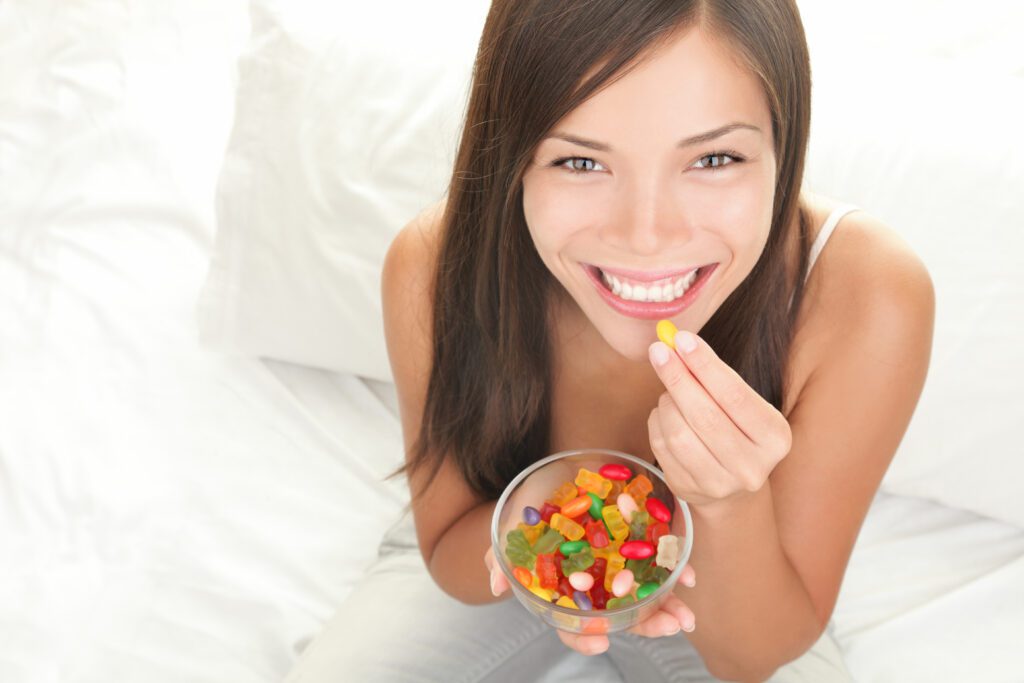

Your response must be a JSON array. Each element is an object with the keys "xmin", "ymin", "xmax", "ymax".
[{"xmin": 285, "ymin": 0, "xmax": 933, "ymax": 681}]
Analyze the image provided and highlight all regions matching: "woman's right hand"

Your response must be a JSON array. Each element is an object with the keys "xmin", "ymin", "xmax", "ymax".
[{"xmin": 483, "ymin": 546, "xmax": 697, "ymax": 656}]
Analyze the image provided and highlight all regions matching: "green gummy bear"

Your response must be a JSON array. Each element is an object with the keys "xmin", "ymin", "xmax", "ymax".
[
  {"xmin": 560, "ymin": 545, "xmax": 595, "ymax": 576},
  {"xmin": 532, "ymin": 527, "xmax": 564, "ymax": 555},
  {"xmin": 628, "ymin": 509, "xmax": 651, "ymax": 541},
  {"xmin": 606, "ymin": 595, "xmax": 637, "ymax": 609},
  {"xmin": 505, "ymin": 528, "xmax": 536, "ymax": 570}
]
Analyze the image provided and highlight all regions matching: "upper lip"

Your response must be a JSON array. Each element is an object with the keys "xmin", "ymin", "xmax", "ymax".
[{"xmin": 590, "ymin": 263, "xmax": 707, "ymax": 282}]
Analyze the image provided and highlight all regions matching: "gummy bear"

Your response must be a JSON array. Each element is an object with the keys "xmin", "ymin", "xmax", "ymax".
[{"xmin": 505, "ymin": 528, "xmax": 536, "ymax": 570}]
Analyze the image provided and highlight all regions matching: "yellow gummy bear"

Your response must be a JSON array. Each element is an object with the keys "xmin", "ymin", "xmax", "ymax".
[
  {"xmin": 574, "ymin": 468, "xmax": 612, "ymax": 499},
  {"xmin": 555, "ymin": 595, "xmax": 578, "ymax": 609},
  {"xmin": 548, "ymin": 481, "xmax": 578, "ymax": 507},
  {"xmin": 601, "ymin": 505, "xmax": 630, "ymax": 542},
  {"xmin": 549, "ymin": 513, "xmax": 586, "ymax": 542},
  {"xmin": 604, "ymin": 552, "xmax": 627, "ymax": 592},
  {"xmin": 657, "ymin": 319, "xmax": 679, "ymax": 349},
  {"xmin": 517, "ymin": 520, "xmax": 547, "ymax": 546},
  {"xmin": 625, "ymin": 474, "xmax": 654, "ymax": 507}
]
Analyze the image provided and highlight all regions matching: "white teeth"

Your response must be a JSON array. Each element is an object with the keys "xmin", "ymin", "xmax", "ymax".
[{"xmin": 597, "ymin": 266, "xmax": 702, "ymax": 303}]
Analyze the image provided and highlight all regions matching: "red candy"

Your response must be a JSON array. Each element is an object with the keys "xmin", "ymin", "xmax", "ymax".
[
  {"xmin": 646, "ymin": 521, "xmax": 670, "ymax": 546},
  {"xmin": 620, "ymin": 540, "xmax": 655, "ymax": 560},
  {"xmin": 537, "ymin": 553, "xmax": 559, "ymax": 589},
  {"xmin": 539, "ymin": 501, "xmax": 560, "ymax": 524},
  {"xmin": 645, "ymin": 497, "xmax": 671, "ymax": 523},
  {"xmin": 558, "ymin": 576, "xmax": 573, "ymax": 597},
  {"xmin": 585, "ymin": 519, "xmax": 610, "ymax": 548},
  {"xmin": 598, "ymin": 464, "xmax": 632, "ymax": 481},
  {"xmin": 590, "ymin": 581, "xmax": 609, "ymax": 609},
  {"xmin": 586, "ymin": 556, "xmax": 607, "ymax": 582}
]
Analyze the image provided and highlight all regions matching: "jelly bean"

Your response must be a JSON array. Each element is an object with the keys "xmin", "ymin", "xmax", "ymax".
[
  {"xmin": 513, "ymin": 566, "xmax": 532, "ymax": 588},
  {"xmin": 636, "ymin": 581, "xmax": 659, "ymax": 600},
  {"xmin": 529, "ymin": 584, "xmax": 554, "ymax": 601},
  {"xmin": 620, "ymin": 540, "xmax": 655, "ymax": 560},
  {"xmin": 559, "ymin": 540, "xmax": 587, "ymax": 555},
  {"xmin": 575, "ymin": 468, "xmax": 613, "ymax": 498},
  {"xmin": 616, "ymin": 492, "xmax": 639, "ymax": 523},
  {"xmin": 549, "ymin": 481, "xmax": 578, "ymax": 507},
  {"xmin": 586, "ymin": 492, "xmax": 604, "ymax": 519},
  {"xmin": 656, "ymin": 534, "xmax": 683, "ymax": 570},
  {"xmin": 599, "ymin": 463, "xmax": 632, "ymax": 481},
  {"xmin": 555, "ymin": 595, "xmax": 577, "ymax": 609},
  {"xmin": 600, "ymin": 505, "xmax": 630, "ymax": 542},
  {"xmin": 568, "ymin": 571, "xmax": 594, "ymax": 592},
  {"xmin": 549, "ymin": 513, "xmax": 586, "ymax": 541},
  {"xmin": 625, "ymin": 474, "xmax": 654, "ymax": 505},
  {"xmin": 645, "ymin": 497, "xmax": 671, "ymax": 523},
  {"xmin": 606, "ymin": 595, "xmax": 636, "ymax": 609},
  {"xmin": 657, "ymin": 319, "xmax": 679, "ymax": 349},
  {"xmin": 604, "ymin": 552, "xmax": 627, "ymax": 592},
  {"xmin": 573, "ymin": 590, "xmax": 593, "ymax": 610},
  {"xmin": 611, "ymin": 568, "xmax": 635, "ymax": 597},
  {"xmin": 532, "ymin": 527, "xmax": 564, "ymax": 554},
  {"xmin": 523, "ymin": 505, "xmax": 541, "ymax": 526},
  {"xmin": 561, "ymin": 494, "xmax": 592, "ymax": 518}
]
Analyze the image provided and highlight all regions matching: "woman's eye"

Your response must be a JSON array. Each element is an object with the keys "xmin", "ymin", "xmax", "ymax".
[
  {"xmin": 552, "ymin": 156, "xmax": 604, "ymax": 174},
  {"xmin": 693, "ymin": 152, "xmax": 743, "ymax": 171}
]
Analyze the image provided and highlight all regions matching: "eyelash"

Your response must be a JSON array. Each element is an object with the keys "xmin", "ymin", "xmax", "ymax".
[{"xmin": 551, "ymin": 150, "xmax": 746, "ymax": 174}]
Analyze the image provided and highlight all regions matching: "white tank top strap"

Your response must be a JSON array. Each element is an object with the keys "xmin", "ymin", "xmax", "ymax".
[{"xmin": 788, "ymin": 203, "xmax": 862, "ymax": 312}]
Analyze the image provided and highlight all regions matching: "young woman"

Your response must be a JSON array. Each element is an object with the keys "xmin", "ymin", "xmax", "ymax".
[{"xmin": 285, "ymin": 1, "xmax": 934, "ymax": 681}]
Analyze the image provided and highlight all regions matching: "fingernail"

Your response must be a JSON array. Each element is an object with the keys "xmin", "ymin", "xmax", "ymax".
[
  {"xmin": 490, "ymin": 571, "xmax": 500, "ymax": 596},
  {"xmin": 663, "ymin": 624, "xmax": 681, "ymax": 636},
  {"xmin": 684, "ymin": 576, "xmax": 696, "ymax": 588},
  {"xmin": 650, "ymin": 343, "xmax": 670, "ymax": 366},
  {"xmin": 675, "ymin": 330, "xmax": 698, "ymax": 353},
  {"xmin": 683, "ymin": 619, "xmax": 696, "ymax": 632}
]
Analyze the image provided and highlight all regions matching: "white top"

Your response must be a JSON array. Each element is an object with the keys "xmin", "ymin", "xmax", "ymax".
[{"xmin": 788, "ymin": 204, "xmax": 862, "ymax": 312}]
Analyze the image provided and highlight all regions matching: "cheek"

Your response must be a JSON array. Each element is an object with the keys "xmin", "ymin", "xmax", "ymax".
[{"xmin": 523, "ymin": 178, "xmax": 602, "ymax": 255}]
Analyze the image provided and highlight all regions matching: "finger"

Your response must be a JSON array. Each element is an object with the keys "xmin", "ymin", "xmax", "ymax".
[
  {"xmin": 676, "ymin": 562, "xmax": 696, "ymax": 588},
  {"xmin": 660, "ymin": 592, "xmax": 697, "ymax": 632},
  {"xmin": 654, "ymin": 392, "xmax": 733, "ymax": 494},
  {"xmin": 672, "ymin": 330, "xmax": 776, "ymax": 445},
  {"xmin": 647, "ymin": 407, "xmax": 702, "ymax": 493},
  {"xmin": 556, "ymin": 629, "xmax": 609, "ymax": 656},
  {"xmin": 650, "ymin": 342, "xmax": 748, "ymax": 473},
  {"xmin": 490, "ymin": 566, "xmax": 510, "ymax": 596},
  {"xmin": 624, "ymin": 608, "xmax": 683, "ymax": 638}
]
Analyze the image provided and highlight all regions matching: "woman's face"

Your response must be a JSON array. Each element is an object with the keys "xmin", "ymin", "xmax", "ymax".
[{"xmin": 522, "ymin": 26, "xmax": 777, "ymax": 364}]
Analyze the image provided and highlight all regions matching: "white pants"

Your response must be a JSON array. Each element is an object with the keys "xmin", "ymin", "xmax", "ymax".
[{"xmin": 284, "ymin": 510, "xmax": 855, "ymax": 682}]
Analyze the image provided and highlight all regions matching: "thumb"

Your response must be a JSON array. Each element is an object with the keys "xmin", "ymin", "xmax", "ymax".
[{"xmin": 484, "ymin": 547, "xmax": 510, "ymax": 596}]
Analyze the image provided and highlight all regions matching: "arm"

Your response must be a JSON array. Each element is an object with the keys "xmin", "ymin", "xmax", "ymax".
[
  {"xmin": 429, "ymin": 497, "xmax": 511, "ymax": 605},
  {"xmin": 650, "ymin": 222, "xmax": 935, "ymax": 681}
]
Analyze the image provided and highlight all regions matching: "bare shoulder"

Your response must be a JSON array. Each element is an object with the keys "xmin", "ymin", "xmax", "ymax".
[
  {"xmin": 771, "ymin": 197, "xmax": 936, "ymax": 630},
  {"xmin": 382, "ymin": 195, "xmax": 486, "ymax": 569}
]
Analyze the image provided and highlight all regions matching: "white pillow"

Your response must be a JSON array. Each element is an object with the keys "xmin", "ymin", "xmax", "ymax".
[
  {"xmin": 196, "ymin": 0, "xmax": 490, "ymax": 381},
  {"xmin": 801, "ymin": 47, "xmax": 1024, "ymax": 527}
]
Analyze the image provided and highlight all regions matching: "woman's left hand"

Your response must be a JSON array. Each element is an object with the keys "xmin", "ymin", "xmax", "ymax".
[{"xmin": 647, "ymin": 330, "xmax": 793, "ymax": 513}]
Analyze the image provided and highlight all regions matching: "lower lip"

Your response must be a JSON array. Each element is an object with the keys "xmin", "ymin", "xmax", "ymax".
[{"xmin": 583, "ymin": 263, "xmax": 717, "ymax": 320}]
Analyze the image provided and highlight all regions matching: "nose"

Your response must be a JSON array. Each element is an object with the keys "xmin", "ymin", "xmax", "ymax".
[{"xmin": 599, "ymin": 176, "xmax": 693, "ymax": 255}]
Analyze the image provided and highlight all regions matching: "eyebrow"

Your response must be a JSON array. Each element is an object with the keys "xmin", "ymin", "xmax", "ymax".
[{"xmin": 543, "ymin": 122, "xmax": 761, "ymax": 152}]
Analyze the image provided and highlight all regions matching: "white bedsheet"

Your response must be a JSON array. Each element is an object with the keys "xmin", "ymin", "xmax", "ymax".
[{"xmin": 2, "ymin": 2, "xmax": 1022, "ymax": 682}]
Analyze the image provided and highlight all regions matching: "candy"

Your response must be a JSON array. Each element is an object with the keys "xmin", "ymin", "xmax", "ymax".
[
  {"xmin": 549, "ymin": 482, "xmax": 578, "ymax": 507},
  {"xmin": 505, "ymin": 528, "xmax": 536, "ymax": 569},
  {"xmin": 656, "ymin": 534, "xmax": 683, "ymax": 570},
  {"xmin": 517, "ymin": 519, "xmax": 546, "ymax": 545},
  {"xmin": 606, "ymin": 595, "xmax": 636, "ymax": 609},
  {"xmin": 616, "ymin": 492, "xmax": 639, "ymax": 523},
  {"xmin": 628, "ymin": 509, "xmax": 651, "ymax": 541},
  {"xmin": 537, "ymin": 553, "xmax": 559, "ymax": 590},
  {"xmin": 636, "ymin": 581, "xmax": 659, "ymax": 600},
  {"xmin": 646, "ymin": 497, "xmax": 671, "ymax": 523},
  {"xmin": 598, "ymin": 463, "xmax": 632, "ymax": 481},
  {"xmin": 586, "ymin": 492, "xmax": 604, "ymax": 519},
  {"xmin": 560, "ymin": 546, "xmax": 595, "ymax": 576},
  {"xmin": 646, "ymin": 521, "xmax": 670, "ymax": 546},
  {"xmin": 539, "ymin": 501, "xmax": 560, "ymax": 524},
  {"xmin": 604, "ymin": 552, "xmax": 626, "ymax": 592},
  {"xmin": 549, "ymin": 513, "xmax": 586, "ymax": 541},
  {"xmin": 625, "ymin": 474, "xmax": 654, "ymax": 506},
  {"xmin": 656, "ymin": 319, "xmax": 679, "ymax": 349},
  {"xmin": 523, "ymin": 505, "xmax": 541, "ymax": 526},
  {"xmin": 560, "ymin": 494, "xmax": 592, "ymax": 519},
  {"xmin": 590, "ymin": 581, "xmax": 609, "ymax": 609},
  {"xmin": 611, "ymin": 568, "xmax": 635, "ymax": 597},
  {"xmin": 573, "ymin": 590, "xmax": 593, "ymax": 610},
  {"xmin": 601, "ymin": 505, "xmax": 630, "ymax": 542},
  {"xmin": 620, "ymin": 540, "xmax": 655, "ymax": 560},
  {"xmin": 555, "ymin": 595, "xmax": 578, "ymax": 609},
  {"xmin": 513, "ymin": 566, "xmax": 532, "ymax": 588},
  {"xmin": 532, "ymin": 527, "xmax": 564, "ymax": 554},
  {"xmin": 584, "ymin": 519, "xmax": 610, "ymax": 548},
  {"xmin": 575, "ymin": 468, "xmax": 613, "ymax": 499},
  {"xmin": 559, "ymin": 540, "xmax": 587, "ymax": 555},
  {"xmin": 569, "ymin": 571, "xmax": 595, "ymax": 592}
]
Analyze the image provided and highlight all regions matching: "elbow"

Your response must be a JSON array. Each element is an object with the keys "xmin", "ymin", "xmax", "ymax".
[{"xmin": 710, "ymin": 622, "xmax": 826, "ymax": 683}]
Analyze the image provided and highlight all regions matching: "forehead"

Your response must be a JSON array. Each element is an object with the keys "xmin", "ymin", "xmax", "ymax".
[{"xmin": 550, "ymin": 27, "xmax": 770, "ymax": 149}]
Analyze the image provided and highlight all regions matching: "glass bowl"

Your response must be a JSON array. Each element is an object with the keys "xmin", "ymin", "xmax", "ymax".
[{"xmin": 491, "ymin": 448, "xmax": 693, "ymax": 635}]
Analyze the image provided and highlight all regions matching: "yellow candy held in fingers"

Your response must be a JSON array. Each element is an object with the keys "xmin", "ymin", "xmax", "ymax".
[{"xmin": 656, "ymin": 319, "xmax": 679, "ymax": 349}]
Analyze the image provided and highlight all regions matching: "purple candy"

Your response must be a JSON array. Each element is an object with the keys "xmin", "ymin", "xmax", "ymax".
[
  {"xmin": 522, "ymin": 505, "xmax": 541, "ymax": 526},
  {"xmin": 572, "ymin": 590, "xmax": 593, "ymax": 610}
]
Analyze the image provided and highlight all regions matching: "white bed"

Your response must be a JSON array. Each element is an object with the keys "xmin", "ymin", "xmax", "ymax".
[{"xmin": 2, "ymin": 2, "xmax": 1022, "ymax": 682}]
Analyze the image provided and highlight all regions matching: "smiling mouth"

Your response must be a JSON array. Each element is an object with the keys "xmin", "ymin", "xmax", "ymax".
[{"xmin": 588, "ymin": 263, "xmax": 715, "ymax": 304}]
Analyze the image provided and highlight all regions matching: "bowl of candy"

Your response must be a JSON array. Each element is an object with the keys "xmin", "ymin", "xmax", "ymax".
[{"xmin": 491, "ymin": 448, "xmax": 693, "ymax": 635}]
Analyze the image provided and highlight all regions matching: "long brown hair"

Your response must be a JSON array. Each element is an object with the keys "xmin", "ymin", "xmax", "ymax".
[{"xmin": 386, "ymin": 0, "xmax": 814, "ymax": 502}]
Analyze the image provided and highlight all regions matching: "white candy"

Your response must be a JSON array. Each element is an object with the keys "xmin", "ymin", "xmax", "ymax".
[
  {"xmin": 568, "ymin": 571, "xmax": 594, "ymax": 592},
  {"xmin": 611, "ymin": 568, "xmax": 635, "ymax": 598},
  {"xmin": 656, "ymin": 534, "xmax": 683, "ymax": 570},
  {"xmin": 616, "ymin": 493, "xmax": 638, "ymax": 523}
]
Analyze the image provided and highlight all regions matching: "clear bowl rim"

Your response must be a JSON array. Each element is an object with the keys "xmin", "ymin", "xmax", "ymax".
[{"xmin": 490, "ymin": 447, "xmax": 694, "ymax": 618}]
